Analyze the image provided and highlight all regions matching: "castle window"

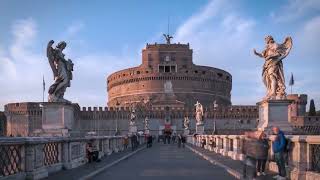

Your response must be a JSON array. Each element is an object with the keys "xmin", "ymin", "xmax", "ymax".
[
  {"xmin": 185, "ymin": 70, "xmax": 188, "ymax": 73},
  {"xmin": 148, "ymin": 53, "xmax": 152, "ymax": 61},
  {"xmin": 170, "ymin": 66, "xmax": 176, "ymax": 72},
  {"xmin": 165, "ymin": 66, "xmax": 170, "ymax": 72},
  {"xmin": 145, "ymin": 71, "xmax": 149, "ymax": 73},
  {"xmin": 226, "ymin": 76, "xmax": 230, "ymax": 80},
  {"xmin": 194, "ymin": 70, "xmax": 198, "ymax": 74},
  {"xmin": 137, "ymin": 71, "xmax": 140, "ymax": 74},
  {"xmin": 159, "ymin": 65, "xmax": 164, "ymax": 73},
  {"xmin": 217, "ymin": 73, "xmax": 223, "ymax": 78}
]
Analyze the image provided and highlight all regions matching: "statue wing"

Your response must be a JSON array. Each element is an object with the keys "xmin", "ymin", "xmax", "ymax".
[
  {"xmin": 47, "ymin": 40, "xmax": 58, "ymax": 78},
  {"xmin": 278, "ymin": 36, "xmax": 293, "ymax": 60}
]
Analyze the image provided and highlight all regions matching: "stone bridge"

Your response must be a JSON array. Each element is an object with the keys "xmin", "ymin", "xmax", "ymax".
[{"xmin": 0, "ymin": 135, "xmax": 319, "ymax": 180}]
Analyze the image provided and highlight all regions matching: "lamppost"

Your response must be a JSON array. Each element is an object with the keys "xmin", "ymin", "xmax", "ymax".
[
  {"xmin": 115, "ymin": 101, "xmax": 120, "ymax": 135},
  {"xmin": 213, "ymin": 100, "xmax": 218, "ymax": 135}
]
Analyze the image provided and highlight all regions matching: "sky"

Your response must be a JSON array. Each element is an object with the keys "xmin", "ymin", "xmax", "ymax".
[{"xmin": 0, "ymin": 0, "xmax": 319, "ymax": 111}]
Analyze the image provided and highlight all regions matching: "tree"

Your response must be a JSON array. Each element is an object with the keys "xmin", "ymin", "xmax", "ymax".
[{"xmin": 308, "ymin": 99, "xmax": 316, "ymax": 116}]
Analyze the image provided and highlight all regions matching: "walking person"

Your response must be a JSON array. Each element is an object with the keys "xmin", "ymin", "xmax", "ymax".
[
  {"xmin": 177, "ymin": 134, "xmax": 182, "ymax": 148},
  {"xmin": 181, "ymin": 135, "xmax": 186, "ymax": 148},
  {"xmin": 242, "ymin": 131, "xmax": 258, "ymax": 180},
  {"xmin": 271, "ymin": 127, "xmax": 287, "ymax": 180},
  {"xmin": 256, "ymin": 131, "xmax": 269, "ymax": 177},
  {"xmin": 123, "ymin": 135, "xmax": 129, "ymax": 150}
]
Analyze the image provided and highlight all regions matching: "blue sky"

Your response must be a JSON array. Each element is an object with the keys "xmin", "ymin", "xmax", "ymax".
[{"xmin": 0, "ymin": 0, "xmax": 319, "ymax": 110}]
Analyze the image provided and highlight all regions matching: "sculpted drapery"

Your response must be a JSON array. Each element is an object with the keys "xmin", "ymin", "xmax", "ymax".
[
  {"xmin": 253, "ymin": 36, "xmax": 292, "ymax": 100},
  {"xmin": 47, "ymin": 40, "xmax": 74, "ymax": 103}
]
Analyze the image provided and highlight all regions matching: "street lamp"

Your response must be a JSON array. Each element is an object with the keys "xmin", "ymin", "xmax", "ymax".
[
  {"xmin": 115, "ymin": 101, "xmax": 120, "ymax": 135},
  {"xmin": 213, "ymin": 100, "xmax": 218, "ymax": 135}
]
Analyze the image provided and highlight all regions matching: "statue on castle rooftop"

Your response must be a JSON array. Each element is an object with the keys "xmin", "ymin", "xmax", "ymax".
[
  {"xmin": 195, "ymin": 101, "xmax": 204, "ymax": 125},
  {"xmin": 130, "ymin": 106, "xmax": 136, "ymax": 126},
  {"xmin": 184, "ymin": 116, "xmax": 190, "ymax": 130},
  {"xmin": 253, "ymin": 35, "xmax": 292, "ymax": 100},
  {"xmin": 163, "ymin": 34, "xmax": 173, "ymax": 44},
  {"xmin": 46, "ymin": 40, "xmax": 74, "ymax": 103}
]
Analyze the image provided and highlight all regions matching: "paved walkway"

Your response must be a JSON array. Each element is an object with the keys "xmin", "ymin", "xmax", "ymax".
[
  {"xmin": 44, "ymin": 146, "xmax": 144, "ymax": 180},
  {"xmin": 93, "ymin": 143, "xmax": 236, "ymax": 180},
  {"xmin": 187, "ymin": 144, "xmax": 277, "ymax": 180}
]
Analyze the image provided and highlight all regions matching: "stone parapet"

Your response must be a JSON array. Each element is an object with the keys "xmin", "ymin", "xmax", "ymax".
[
  {"xmin": 187, "ymin": 134, "xmax": 320, "ymax": 180},
  {"xmin": 0, "ymin": 135, "xmax": 146, "ymax": 180}
]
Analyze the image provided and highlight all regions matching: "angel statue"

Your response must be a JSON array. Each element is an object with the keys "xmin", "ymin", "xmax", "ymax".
[
  {"xmin": 129, "ymin": 106, "xmax": 136, "ymax": 126},
  {"xmin": 253, "ymin": 35, "xmax": 292, "ymax": 100},
  {"xmin": 184, "ymin": 116, "xmax": 190, "ymax": 130},
  {"xmin": 46, "ymin": 40, "xmax": 74, "ymax": 103},
  {"xmin": 163, "ymin": 34, "xmax": 173, "ymax": 45},
  {"xmin": 195, "ymin": 101, "xmax": 204, "ymax": 125}
]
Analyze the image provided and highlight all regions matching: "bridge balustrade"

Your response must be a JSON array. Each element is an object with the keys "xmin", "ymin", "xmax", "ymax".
[
  {"xmin": 0, "ymin": 135, "xmax": 145, "ymax": 180},
  {"xmin": 187, "ymin": 134, "xmax": 320, "ymax": 180}
]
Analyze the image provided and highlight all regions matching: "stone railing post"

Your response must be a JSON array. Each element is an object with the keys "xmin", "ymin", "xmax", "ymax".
[
  {"xmin": 289, "ymin": 136, "xmax": 308, "ymax": 180},
  {"xmin": 222, "ymin": 135, "xmax": 228, "ymax": 156}
]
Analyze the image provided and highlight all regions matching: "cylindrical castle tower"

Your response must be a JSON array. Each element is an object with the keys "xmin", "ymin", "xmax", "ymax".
[{"xmin": 107, "ymin": 40, "xmax": 232, "ymax": 108}]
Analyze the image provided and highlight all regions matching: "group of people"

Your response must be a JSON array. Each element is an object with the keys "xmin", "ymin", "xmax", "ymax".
[{"xmin": 242, "ymin": 126, "xmax": 288, "ymax": 180}]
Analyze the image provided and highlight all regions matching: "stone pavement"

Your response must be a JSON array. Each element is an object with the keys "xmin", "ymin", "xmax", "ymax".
[
  {"xmin": 93, "ymin": 142, "xmax": 236, "ymax": 180},
  {"xmin": 187, "ymin": 144, "xmax": 277, "ymax": 180},
  {"xmin": 44, "ymin": 146, "xmax": 145, "ymax": 180}
]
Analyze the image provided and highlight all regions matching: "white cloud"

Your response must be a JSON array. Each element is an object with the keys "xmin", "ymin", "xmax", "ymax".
[
  {"xmin": 270, "ymin": 0, "xmax": 320, "ymax": 23},
  {"xmin": 66, "ymin": 21, "xmax": 85, "ymax": 36}
]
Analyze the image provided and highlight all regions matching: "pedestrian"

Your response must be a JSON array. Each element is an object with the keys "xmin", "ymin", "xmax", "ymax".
[
  {"xmin": 271, "ymin": 127, "xmax": 287, "ymax": 180},
  {"xmin": 177, "ymin": 134, "xmax": 182, "ymax": 148},
  {"xmin": 256, "ymin": 131, "xmax": 269, "ymax": 177},
  {"xmin": 123, "ymin": 135, "xmax": 129, "ymax": 150},
  {"xmin": 242, "ymin": 131, "xmax": 258, "ymax": 180},
  {"xmin": 181, "ymin": 135, "xmax": 186, "ymax": 148},
  {"xmin": 131, "ymin": 133, "xmax": 137, "ymax": 151}
]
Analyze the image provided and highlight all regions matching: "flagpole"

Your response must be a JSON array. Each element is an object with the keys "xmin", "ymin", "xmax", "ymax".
[{"xmin": 42, "ymin": 75, "xmax": 45, "ymax": 103}]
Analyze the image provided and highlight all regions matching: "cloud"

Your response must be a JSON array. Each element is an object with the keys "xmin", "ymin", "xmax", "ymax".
[
  {"xmin": 66, "ymin": 21, "xmax": 85, "ymax": 36},
  {"xmin": 0, "ymin": 18, "xmax": 137, "ymax": 110},
  {"xmin": 270, "ymin": 0, "xmax": 320, "ymax": 23}
]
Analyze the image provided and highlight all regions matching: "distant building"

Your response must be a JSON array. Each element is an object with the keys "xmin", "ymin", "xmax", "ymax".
[{"xmin": 0, "ymin": 111, "xmax": 7, "ymax": 136}]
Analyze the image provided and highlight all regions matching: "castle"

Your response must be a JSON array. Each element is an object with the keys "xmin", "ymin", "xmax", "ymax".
[{"xmin": 2, "ymin": 38, "xmax": 319, "ymax": 137}]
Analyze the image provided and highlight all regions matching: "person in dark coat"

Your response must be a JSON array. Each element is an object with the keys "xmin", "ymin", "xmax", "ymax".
[{"xmin": 256, "ymin": 131, "xmax": 269, "ymax": 176}]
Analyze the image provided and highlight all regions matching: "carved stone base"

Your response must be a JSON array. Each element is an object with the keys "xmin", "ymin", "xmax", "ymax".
[
  {"xmin": 184, "ymin": 129, "xmax": 190, "ymax": 135},
  {"xmin": 196, "ymin": 125, "xmax": 204, "ymax": 135},
  {"xmin": 129, "ymin": 125, "xmax": 137, "ymax": 135},
  {"xmin": 257, "ymin": 99, "xmax": 293, "ymax": 133},
  {"xmin": 41, "ymin": 103, "xmax": 77, "ymax": 137}
]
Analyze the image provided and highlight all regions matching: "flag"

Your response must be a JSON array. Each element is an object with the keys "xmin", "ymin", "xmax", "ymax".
[
  {"xmin": 43, "ymin": 75, "xmax": 45, "ymax": 92},
  {"xmin": 289, "ymin": 73, "xmax": 294, "ymax": 86}
]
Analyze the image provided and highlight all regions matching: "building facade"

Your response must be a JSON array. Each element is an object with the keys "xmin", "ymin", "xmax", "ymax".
[{"xmin": 107, "ymin": 42, "xmax": 232, "ymax": 108}]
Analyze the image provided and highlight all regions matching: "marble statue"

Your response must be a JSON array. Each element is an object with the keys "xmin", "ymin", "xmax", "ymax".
[
  {"xmin": 195, "ymin": 101, "xmax": 204, "ymax": 125},
  {"xmin": 144, "ymin": 116, "xmax": 149, "ymax": 130},
  {"xmin": 130, "ymin": 106, "xmax": 136, "ymax": 126},
  {"xmin": 47, "ymin": 40, "xmax": 74, "ymax": 103},
  {"xmin": 253, "ymin": 35, "xmax": 293, "ymax": 100},
  {"xmin": 184, "ymin": 116, "xmax": 190, "ymax": 130},
  {"xmin": 163, "ymin": 34, "xmax": 173, "ymax": 44}
]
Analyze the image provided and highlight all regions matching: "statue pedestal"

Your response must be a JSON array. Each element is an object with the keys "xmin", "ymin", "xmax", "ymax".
[
  {"xmin": 144, "ymin": 129, "xmax": 150, "ymax": 135},
  {"xmin": 184, "ymin": 129, "xmax": 190, "ymax": 135},
  {"xmin": 196, "ymin": 124, "xmax": 204, "ymax": 135},
  {"xmin": 41, "ymin": 103, "xmax": 77, "ymax": 137},
  {"xmin": 129, "ymin": 125, "xmax": 137, "ymax": 135},
  {"xmin": 257, "ymin": 99, "xmax": 293, "ymax": 133}
]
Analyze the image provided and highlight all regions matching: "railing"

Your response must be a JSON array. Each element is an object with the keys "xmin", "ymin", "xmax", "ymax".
[
  {"xmin": 187, "ymin": 134, "xmax": 320, "ymax": 180},
  {"xmin": 0, "ymin": 135, "xmax": 146, "ymax": 180}
]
